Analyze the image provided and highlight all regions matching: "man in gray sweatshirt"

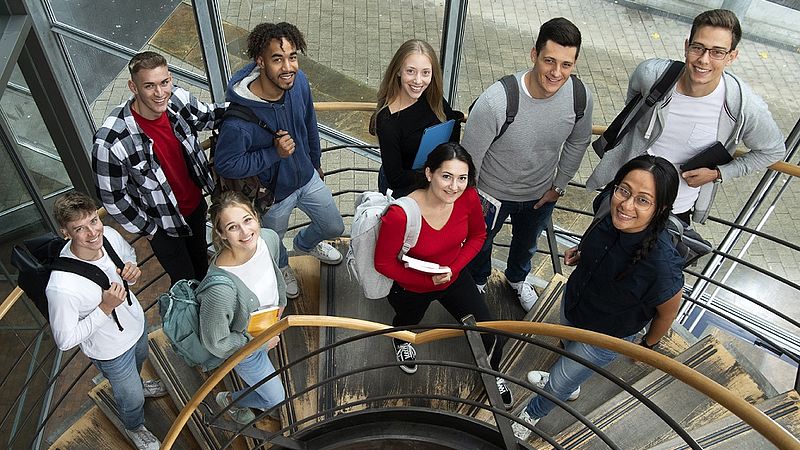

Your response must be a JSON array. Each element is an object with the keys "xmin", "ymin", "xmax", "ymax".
[
  {"xmin": 462, "ymin": 17, "xmax": 593, "ymax": 311},
  {"xmin": 586, "ymin": 9, "xmax": 785, "ymax": 225}
]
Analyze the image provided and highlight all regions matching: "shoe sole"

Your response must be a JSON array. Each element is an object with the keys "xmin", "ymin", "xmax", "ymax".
[
  {"xmin": 285, "ymin": 290, "xmax": 300, "ymax": 299},
  {"xmin": 400, "ymin": 365, "xmax": 417, "ymax": 374}
]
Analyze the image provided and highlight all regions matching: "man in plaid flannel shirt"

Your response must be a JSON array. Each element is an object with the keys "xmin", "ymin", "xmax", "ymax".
[{"xmin": 92, "ymin": 51, "xmax": 226, "ymax": 285}]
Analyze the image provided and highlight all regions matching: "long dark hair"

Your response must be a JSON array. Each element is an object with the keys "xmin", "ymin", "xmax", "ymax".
[
  {"xmin": 604, "ymin": 155, "xmax": 678, "ymax": 272},
  {"xmin": 416, "ymin": 142, "xmax": 476, "ymax": 190}
]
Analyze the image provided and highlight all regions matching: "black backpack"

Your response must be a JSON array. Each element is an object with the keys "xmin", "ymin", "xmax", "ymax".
[
  {"xmin": 592, "ymin": 61, "xmax": 684, "ymax": 158},
  {"xmin": 469, "ymin": 74, "xmax": 587, "ymax": 143},
  {"xmin": 10, "ymin": 233, "xmax": 131, "ymax": 330}
]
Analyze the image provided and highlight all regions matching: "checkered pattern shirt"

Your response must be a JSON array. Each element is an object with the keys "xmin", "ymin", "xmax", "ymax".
[{"xmin": 92, "ymin": 86, "xmax": 226, "ymax": 237}]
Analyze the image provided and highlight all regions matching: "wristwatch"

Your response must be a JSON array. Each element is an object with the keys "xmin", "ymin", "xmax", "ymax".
[
  {"xmin": 713, "ymin": 167, "xmax": 723, "ymax": 183},
  {"xmin": 553, "ymin": 186, "xmax": 566, "ymax": 197},
  {"xmin": 640, "ymin": 337, "xmax": 659, "ymax": 350}
]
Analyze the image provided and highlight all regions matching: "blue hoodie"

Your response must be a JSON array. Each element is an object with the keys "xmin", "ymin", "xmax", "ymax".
[{"xmin": 215, "ymin": 63, "xmax": 321, "ymax": 202}]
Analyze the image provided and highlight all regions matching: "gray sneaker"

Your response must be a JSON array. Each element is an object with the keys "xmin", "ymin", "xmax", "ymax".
[
  {"xmin": 512, "ymin": 409, "xmax": 540, "ymax": 441},
  {"xmin": 298, "ymin": 242, "xmax": 343, "ymax": 265},
  {"xmin": 216, "ymin": 391, "xmax": 255, "ymax": 425},
  {"xmin": 280, "ymin": 265, "xmax": 300, "ymax": 299},
  {"xmin": 142, "ymin": 379, "xmax": 167, "ymax": 398},
  {"xmin": 124, "ymin": 425, "xmax": 160, "ymax": 450}
]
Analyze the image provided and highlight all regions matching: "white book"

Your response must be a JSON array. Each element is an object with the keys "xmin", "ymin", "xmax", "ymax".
[{"xmin": 401, "ymin": 254, "xmax": 451, "ymax": 274}]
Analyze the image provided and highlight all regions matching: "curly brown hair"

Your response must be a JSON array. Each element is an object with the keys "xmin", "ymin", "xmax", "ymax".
[{"xmin": 247, "ymin": 22, "xmax": 307, "ymax": 60}]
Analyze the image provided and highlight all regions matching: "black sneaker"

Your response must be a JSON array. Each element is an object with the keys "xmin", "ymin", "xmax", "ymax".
[
  {"xmin": 496, "ymin": 377, "xmax": 513, "ymax": 409},
  {"xmin": 395, "ymin": 342, "xmax": 417, "ymax": 374}
]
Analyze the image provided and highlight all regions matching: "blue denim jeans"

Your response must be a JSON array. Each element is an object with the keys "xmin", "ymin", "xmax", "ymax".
[
  {"xmin": 468, "ymin": 197, "xmax": 556, "ymax": 285},
  {"xmin": 524, "ymin": 310, "xmax": 637, "ymax": 419},
  {"xmin": 231, "ymin": 348, "xmax": 286, "ymax": 410},
  {"xmin": 262, "ymin": 173, "xmax": 345, "ymax": 267},
  {"xmin": 91, "ymin": 328, "xmax": 148, "ymax": 430}
]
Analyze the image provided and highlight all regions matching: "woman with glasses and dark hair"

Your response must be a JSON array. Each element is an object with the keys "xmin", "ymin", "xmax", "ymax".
[
  {"xmin": 373, "ymin": 142, "xmax": 513, "ymax": 409},
  {"xmin": 513, "ymin": 155, "xmax": 685, "ymax": 440}
]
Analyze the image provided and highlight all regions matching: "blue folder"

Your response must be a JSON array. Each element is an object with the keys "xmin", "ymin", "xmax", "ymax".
[{"xmin": 412, "ymin": 120, "xmax": 456, "ymax": 169}]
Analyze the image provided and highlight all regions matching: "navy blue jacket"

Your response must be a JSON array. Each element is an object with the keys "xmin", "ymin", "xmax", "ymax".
[{"xmin": 215, "ymin": 64, "xmax": 321, "ymax": 202}]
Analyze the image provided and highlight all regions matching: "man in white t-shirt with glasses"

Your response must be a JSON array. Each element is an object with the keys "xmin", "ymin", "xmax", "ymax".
[{"xmin": 587, "ymin": 9, "xmax": 785, "ymax": 225}]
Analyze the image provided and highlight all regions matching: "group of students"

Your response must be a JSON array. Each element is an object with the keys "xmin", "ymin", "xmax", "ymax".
[
  {"xmin": 364, "ymin": 7, "xmax": 784, "ymax": 442},
  {"xmin": 41, "ymin": 8, "xmax": 786, "ymax": 449}
]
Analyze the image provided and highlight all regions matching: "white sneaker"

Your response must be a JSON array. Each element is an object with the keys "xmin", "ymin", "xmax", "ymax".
[
  {"xmin": 476, "ymin": 283, "xmax": 486, "ymax": 294},
  {"xmin": 298, "ymin": 241, "xmax": 343, "ymax": 265},
  {"xmin": 124, "ymin": 425, "xmax": 160, "ymax": 450},
  {"xmin": 512, "ymin": 409, "xmax": 540, "ymax": 441},
  {"xmin": 280, "ymin": 265, "xmax": 300, "ymax": 299},
  {"xmin": 526, "ymin": 370, "xmax": 580, "ymax": 401},
  {"xmin": 508, "ymin": 280, "xmax": 538, "ymax": 311},
  {"xmin": 142, "ymin": 379, "xmax": 167, "ymax": 398}
]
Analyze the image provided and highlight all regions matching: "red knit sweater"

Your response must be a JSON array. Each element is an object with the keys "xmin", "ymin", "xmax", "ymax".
[{"xmin": 374, "ymin": 187, "xmax": 486, "ymax": 293}]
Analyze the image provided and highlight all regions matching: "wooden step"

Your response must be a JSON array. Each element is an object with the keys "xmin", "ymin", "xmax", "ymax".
[
  {"xmin": 531, "ymin": 324, "xmax": 692, "ymax": 436},
  {"xmin": 460, "ymin": 272, "xmax": 569, "ymax": 419},
  {"xmin": 88, "ymin": 358, "xmax": 200, "ymax": 449},
  {"xmin": 279, "ymin": 254, "xmax": 323, "ymax": 428},
  {"xmin": 650, "ymin": 390, "xmax": 800, "ymax": 450},
  {"xmin": 48, "ymin": 405, "xmax": 131, "ymax": 450},
  {"xmin": 148, "ymin": 329, "xmax": 249, "ymax": 450},
  {"xmin": 535, "ymin": 334, "xmax": 768, "ymax": 450}
]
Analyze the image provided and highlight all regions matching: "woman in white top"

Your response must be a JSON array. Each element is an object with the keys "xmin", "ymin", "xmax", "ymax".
[{"xmin": 199, "ymin": 191, "xmax": 287, "ymax": 425}]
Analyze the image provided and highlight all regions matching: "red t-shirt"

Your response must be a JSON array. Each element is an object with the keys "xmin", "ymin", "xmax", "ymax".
[
  {"xmin": 131, "ymin": 109, "xmax": 202, "ymax": 216},
  {"xmin": 374, "ymin": 187, "xmax": 486, "ymax": 293}
]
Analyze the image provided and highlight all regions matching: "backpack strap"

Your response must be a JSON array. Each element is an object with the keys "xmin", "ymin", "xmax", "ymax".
[
  {"xmin": 570, "ymin": 75, "xmax": 586, "ymax": 123},
  {"xmin": 102, "ymin": 237, "xmax": 132, "ymax": 307},
  {"xmin": 51, "ymin": 254, "xmax": 125, "ymax": 332},
  {"xmin": 595, "ymin": 60, "xmax": 684, "ymax": 156},
  {"xmin": 391, "ymin": 197, "xmax": 422, "ymax": 257},
  {"xmin": 578, "ymin": 191, "xmax": 612, "ymax": 253},
  {"xmin": 224, "ymin": 103, "xmax": 278, "ymax": 137},
  {"xmin": 494, "ymin": 74, "xmax": 519, "ymax": 143}
]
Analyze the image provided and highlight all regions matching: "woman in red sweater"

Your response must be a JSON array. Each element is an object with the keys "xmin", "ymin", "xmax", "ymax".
[{"xmin": 374, "ymin": 142, "xmax": 512, "ymax": 408}]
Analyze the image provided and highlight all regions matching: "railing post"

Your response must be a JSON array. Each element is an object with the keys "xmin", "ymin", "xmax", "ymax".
[
  {"xmin": 546, "ymin": 217, "xmax": 563, "ymax": 275},
  {"xmin": 440, "ymin": 0, "xmax": 468, "ymax": 106},
  {"xmin": 460, "ymin": 315, "xmax": 517, "ymax": 450}
]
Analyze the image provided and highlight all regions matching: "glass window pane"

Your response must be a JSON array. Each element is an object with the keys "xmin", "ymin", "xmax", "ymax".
[{"xmin": 0, "ymin": 67, "xmax": 71, "ymax": 199}]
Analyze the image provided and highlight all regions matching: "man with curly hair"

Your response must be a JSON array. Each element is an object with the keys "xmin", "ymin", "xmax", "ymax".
[{"xmin": 214, "ymin": 22, "xmax": 344, "ymax": 299}]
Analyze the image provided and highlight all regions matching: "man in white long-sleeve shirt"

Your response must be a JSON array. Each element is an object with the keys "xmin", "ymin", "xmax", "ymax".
[{"xmin": 45, "ymin": 192, "xmax": 166, "ymax": 450}]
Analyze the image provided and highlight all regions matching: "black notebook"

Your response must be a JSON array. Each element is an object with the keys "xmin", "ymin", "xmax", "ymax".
[{"xmin": 680, "ymin": 141, "xmax": 733, "ymax": 172}]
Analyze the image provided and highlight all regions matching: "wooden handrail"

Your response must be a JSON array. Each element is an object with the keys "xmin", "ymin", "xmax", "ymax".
[
  {"xmin": 0, "ymin": 287, "xmax": 23, "ymax": 323},
  {"xmin": 161, "ymin": 315, "xmax": 800, "ymax": 450}
]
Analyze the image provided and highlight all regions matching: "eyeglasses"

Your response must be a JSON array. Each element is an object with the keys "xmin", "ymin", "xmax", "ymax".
[
  {"xmin": 613, "ymin": 185, "xmax": 655, "ymax": 210},
  {"xmin": 687, "ymin": 43, "xmax": 732, "ymax": 60}
]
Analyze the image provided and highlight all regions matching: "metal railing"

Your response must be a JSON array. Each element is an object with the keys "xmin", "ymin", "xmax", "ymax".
[{"xmin": 159, "ymin": 316, "xmax": 800, "ymax": 450}]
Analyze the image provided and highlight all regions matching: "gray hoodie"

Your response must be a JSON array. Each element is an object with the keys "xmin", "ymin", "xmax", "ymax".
[{"xmin": 586, "ymin": 58, "xmax": 785, "ymax": 223}]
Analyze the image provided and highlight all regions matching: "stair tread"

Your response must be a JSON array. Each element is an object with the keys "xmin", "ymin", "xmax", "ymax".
[
  {"xmin": 48, "ymin": 405, "xmax": 131, "ymax": 450},
  {"xmin": 465, "ymin": 272, "xmax": 568, "ymax": 420},
  {"xmin": 535, "ymin": 335, "xmax": 768, "ymax": 450},
  {"xmin": 650, "ymin": 390, "xmax": 800, "ymax": 450},
  {"xmin": 148, "ymin": 329, "xmax": 250, "ymax": 450},
  {"xmin": 88, "ymin": 354, "xmax": 200, "ymax": 449}
]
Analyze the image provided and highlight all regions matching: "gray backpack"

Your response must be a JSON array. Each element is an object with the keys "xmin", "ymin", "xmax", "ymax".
[{"xmin": 346, "ymin": 191, "xmax": 421, "ymax": 299}]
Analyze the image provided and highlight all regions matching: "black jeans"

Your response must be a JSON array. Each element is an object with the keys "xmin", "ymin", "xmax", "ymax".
[
  {"xmin": 387, "ymin": 270, "xmax": 504, "ymax": 370},
  {"xmin": 148, "ymin": 201, "xmax": 209, "ymax": 286}
]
